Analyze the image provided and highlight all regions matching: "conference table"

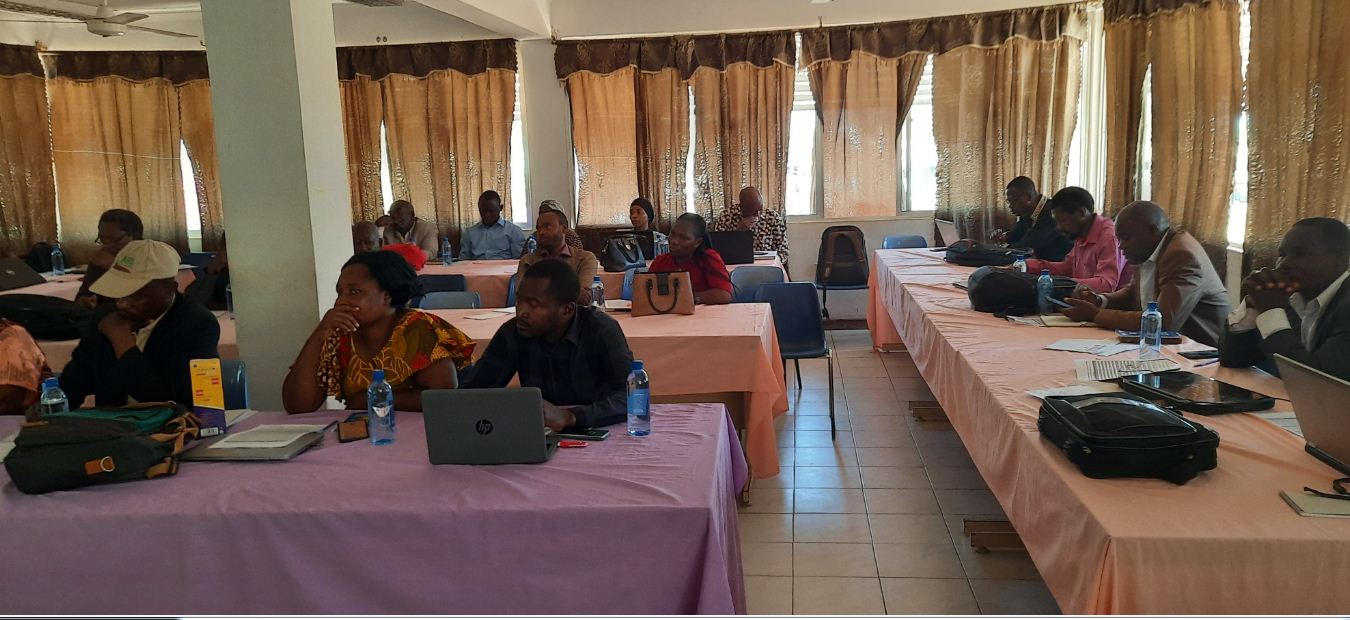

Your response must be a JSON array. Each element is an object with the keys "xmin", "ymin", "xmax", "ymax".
[
  {"xmin": 866, "ymin": 248, "xmax": 1350, "ymax": 614},
  {"xmin": 0, "ymin": 403, "xmax": 746, "ymax": 614},
  {"xmin": 0, "ymin": 268, "xmax": 196, "ymax": 302},
  {"xmin": 423, "ymin": 252, "xmax": 786, "ymax": 308}
]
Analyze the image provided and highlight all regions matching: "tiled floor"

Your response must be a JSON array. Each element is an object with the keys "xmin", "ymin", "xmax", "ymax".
[{"xmin": 740, "ymin": 329, "xmax": 1061, "ymax": 615}]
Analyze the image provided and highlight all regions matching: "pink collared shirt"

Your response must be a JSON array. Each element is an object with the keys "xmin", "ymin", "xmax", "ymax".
[{"xmin": 1025, "ymin": 215, "xmax": 1125, "ymax": 294}]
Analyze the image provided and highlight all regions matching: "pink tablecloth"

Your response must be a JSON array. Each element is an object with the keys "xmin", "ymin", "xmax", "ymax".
[
  {"xmin": 435, "ymin": 303, "xmax": 789, "ymax": 478},
  {"xmin": 424, "ymin": 255, "xmax": 786, "ymax": 308},
  {"xmin": 0, "ymin": 269, "xmax": 196, "ymax": 302},
  {"xmin": 0, "ymin": 403, "xmax": 747, "ymax": 614},
  {"xmin": 867, "ymin": 248, "xmax": 1350, "ymax": 614}
]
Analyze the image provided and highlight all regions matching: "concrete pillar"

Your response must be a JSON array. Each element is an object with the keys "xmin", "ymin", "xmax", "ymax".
[
  {"xmin": 518, "ymin": 39, "xmax": 576, "ymax": 222},
  {"xmin": 199, "ymin": 0, "xmax": 351, "ymax": 409}
]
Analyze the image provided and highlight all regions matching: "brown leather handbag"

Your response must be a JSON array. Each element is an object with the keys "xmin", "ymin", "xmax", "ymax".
[{"xmin": 631, "ymin": 272, "xmax": 695, "ymax": 317}]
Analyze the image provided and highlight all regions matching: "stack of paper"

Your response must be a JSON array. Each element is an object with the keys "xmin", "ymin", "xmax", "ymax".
[
  {"xmin": 1073, "ymin": 358, "xmax": 1180, "ymax": 381},
  {"xmin": 1005, "ymin": 315, "xmax": 1096, "ymax": 328},
  {"xmin": 211, "ymin": 424, "xmax": 326, "ymax": 449},
  {"xmin": 1045, "ymin": 339, "xmax": 1137, "ymax": 357},
  {"xmin": 1025, "ymin": 381, "xmax": 1121, "ymax": 400}
]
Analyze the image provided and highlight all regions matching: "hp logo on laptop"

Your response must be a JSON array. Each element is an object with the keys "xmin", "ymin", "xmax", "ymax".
[{"xmin": 475, "ymin": 419, "xmax": 494, "ymax": 435}]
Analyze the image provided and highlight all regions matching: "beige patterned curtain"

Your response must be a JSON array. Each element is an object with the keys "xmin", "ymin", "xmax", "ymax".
[
  {"xmin": 0, "ymin": 44, "xmax": 56, "ymax": 256},
  {"xmin": 565, "ymin": 68, "xmax": 639, "ymax": 226},
  {"xmin": 1103, "ymin": 16, "xmax": 1149, "ymax": 216},
  {"xmin": 177, "ymin": 80, "xmax": 224, "ymax": 252},
  {"xmin": 340, "ymin": 75, "xmax": 384, "ymax": 222},
  {"xmin": 931, "ymin": 5, "xmax": 1086, "ymax": 240},
  {"xmin": 1244, "ymin": 0, "xmax": 1350, "ymax": 268},
  {"xmin": 802, "ymin": 26, "xmax": 930, "ymax": 218},
  {"xmin": 637, "ymin": 69, "xmax": 689, "ymax": 230},
  {"xmin": 48, "ymin": 52, "xmax": 206, "ymax": 263}
]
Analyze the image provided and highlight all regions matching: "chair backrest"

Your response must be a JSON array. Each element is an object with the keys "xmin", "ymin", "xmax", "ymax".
[
  {"xmin": 221, "ymin": 359, "xmax": 249, "ymax": 410},
  {"xmin": 814, "ymin": 225, "xmax": 869, "ymax": 286},
  {"xmin": 506, "ymin": 273, "xmax": 518, "ymax": 307},
  {"xmin": 755, "ymin": 282, "xmax": 827, "ymax": 355},
  {"xmin": 182, "ymin": 252, "xmax": 215, "ymax": 269},
  {"xmin": 730, "ymin": 265, "xmax": 786, "ymax": 303},
  {"xmin": 882, "ymin": 235, "xmax": 927, "ymax": 250},
  {"xmin": 620, "ymin": 267, "xmax": 639, "ymax": 301},
  {"xmin": 418, "ymin": 274, "xmax": 467, "ymax": 293},
  {"xmin": 419, "ymin": 291, "xmax": 482, "ymax": 309}
]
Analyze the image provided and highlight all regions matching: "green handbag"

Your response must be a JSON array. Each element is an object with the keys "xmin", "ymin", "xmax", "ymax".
[{"xmin": 46, "ymin": 402, "xmax": 184, "ymax": 434}]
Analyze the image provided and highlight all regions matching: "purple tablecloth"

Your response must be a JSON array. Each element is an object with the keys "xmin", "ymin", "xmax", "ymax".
[{"xmin": 0, "ymin": 403, "xmax": 747, "ymax": 614}]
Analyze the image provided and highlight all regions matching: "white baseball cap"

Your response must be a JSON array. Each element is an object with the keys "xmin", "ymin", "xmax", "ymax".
[{"xmin": 89, "ymin": 239, "xmax": 181, "ymax": 299}]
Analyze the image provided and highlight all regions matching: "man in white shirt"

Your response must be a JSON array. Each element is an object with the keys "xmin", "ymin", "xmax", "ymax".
[{"xmin": 1220, "ymin": 217, "xmax": 1350, "ymax": 380}]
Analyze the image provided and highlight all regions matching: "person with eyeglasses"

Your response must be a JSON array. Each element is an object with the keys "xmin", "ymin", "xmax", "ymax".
[{"xmin": 75, "ymin": 209, "xmax": 144, "ymax": 309}]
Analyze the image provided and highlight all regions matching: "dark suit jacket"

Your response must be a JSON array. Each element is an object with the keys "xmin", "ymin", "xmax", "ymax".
[
  {"xmin": 1008, "ymin": 203, "xmax": 1072, "ymax": 262},
  {"xmin": 60, "ymin": 293, "xmax": 221, "ymax": 406},
  {"xmin": 1093, "ymin": 230, "xmax": 1230, "ymax": 347},
  {"xmin": 1219, "ymin": 279, "xmax": 1350, "ymax": 381}
]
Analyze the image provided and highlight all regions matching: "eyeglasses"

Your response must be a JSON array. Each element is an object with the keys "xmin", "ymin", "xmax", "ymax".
[
  {"xmin": 95, "ymin": 233, "xmax": 130, "ymax": 246},
  {"xmin": 1303, "ymin": 477, "xmax": 1350, "ymax": 501}
]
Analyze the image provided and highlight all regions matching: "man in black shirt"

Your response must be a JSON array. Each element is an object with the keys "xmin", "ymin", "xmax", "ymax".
[
  {"xmin": 998, "ymin": 176, "xmax": 1071, "ymax": 262},
  {"xmin": 462, "ymin": 260, "xmax": 634, "ymax": 431}
]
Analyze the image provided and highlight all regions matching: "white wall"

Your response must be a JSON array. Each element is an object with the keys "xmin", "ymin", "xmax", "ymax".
[
  {"xmin": 517, "ymin": 39, "xmax": 576, "ymax": 218},
  {"xmin": 788, "ymin": 214, "xmax": 936, "ymax": 320}
]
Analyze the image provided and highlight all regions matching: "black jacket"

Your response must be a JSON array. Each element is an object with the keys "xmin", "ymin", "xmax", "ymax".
[
  {"xmin": 60, "ymin": 293, "xmax": 221, "ymax": 407},
  {"xmin": 1008, "ymin": 205, "xmax": 1072, "ymax": 262},
  {"xmin": 1219, "ymin": 282, "xmax": 1350, "ymax": 381}
]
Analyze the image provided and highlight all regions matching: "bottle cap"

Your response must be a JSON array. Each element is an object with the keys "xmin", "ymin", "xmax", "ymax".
[
  {"xmin": 371, "ymin": 369, "xmax": 385, "ymax": 382},
  {"xmin": 1016, "ymin": 254, "xmax": 1025, "ymax": 260},
  {"xmin": 1147, "ymin": 301, "xmax": 1159, "ymax": 311},
  {"xmin": 42, "ymin": 377, "xmax": 59, "ymax": 389},
  {"xmin": 632, "ymin": 360, "xmax": 644, "ymax": 370},
  {"xmin": 594, "ymin": 276, "xmax": 602, "ymax": 282},
  {"xmin": 1040, "ymin": 269, "xmax": 1050, "ymax": 275}
]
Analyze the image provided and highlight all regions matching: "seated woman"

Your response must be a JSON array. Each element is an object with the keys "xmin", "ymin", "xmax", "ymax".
[
  {"xmin": 0, "ymin": 319, "xmax": 49, "ymax": 418},
  {"xmin": 629, "ymin": 198, "xmax": 667, "ymax": 247},
  {"xmin": 282, "ymin": 250, "xmax": 475, "ymax": 413},
  {"xmin": 647, "ymin": 213, "xmax": 733, "ymax": 305}
]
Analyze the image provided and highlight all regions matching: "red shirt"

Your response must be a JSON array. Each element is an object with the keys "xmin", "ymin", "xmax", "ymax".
[{"xmin": 649, "ymin": 249, "xmax": 734, "ymax": 295}]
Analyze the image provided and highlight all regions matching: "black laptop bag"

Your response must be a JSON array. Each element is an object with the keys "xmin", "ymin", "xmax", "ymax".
[
  {"xmin": 1038, "ymin": 393, "xmax": 1219, "ymax": 485},
  {"xmin": 944, "ymin": 240, "xmax": 1017, "ymax": 267},
  {"xmin": 966, "ymin": 266, "xmax": 1077, "ymax": 315},
  {"xmin": 0, "ymin": 294, "xmax": 92, "ymax": 340}
]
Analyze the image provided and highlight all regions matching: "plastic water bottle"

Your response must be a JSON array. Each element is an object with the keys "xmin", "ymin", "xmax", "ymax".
[
  {"xmin": 525, "ymin": 236, "xmax": 538, "ymax": 255},
  {"xmin": 657, "ymin": 236, "xmax": 669, "ymax": 256},
  {"xmin": 39, "ymin": 378, "xmax": 69, "ymax": 416},
  {"xmin": 367, "ymin": 369, "xmax": 396, "ymax": 445},
  {"xmin": 439, "ymin": 235, "xmax": 453, "ymax": 264},
  {"xmin": 1036, "ymin": 270, "xmax": 1055, "ymax": 315},
  {"xmin": 591, "ymin": 275, "xmax": 605, "ymax": 309},
  {"xmin": 50, "ymin": 243, "xmax": 65, "ymax": 276},
  {"xmin": 1013, "ymin": 254, "xmax": 1027, "ymax": 273},
  {"xmin": 1139, "ymin": 301, "xmax": 1163, "ymax": 361},
  {"xmin": 627, "ymin": 360, "xmax": 651, "ymax": 436}
]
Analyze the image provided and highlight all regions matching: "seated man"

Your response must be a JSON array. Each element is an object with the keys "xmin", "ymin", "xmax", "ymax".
[
  {"xmin": 1060, "ymin": 201, "xmax": 1229, "ymax": 346},
  {"xmin": 185, "ymin": 233, "xmax": 231, "ymax": 311},
  {"xmin": 60, "ymin": 240, "xmax": 221, "ymax": 406},
  {"xmin": 517, "ymin": 204, "xmax": 599, "ymax": 305},
  {"xmin": 463, "ymin": 260, "xmax": 634, "ymax": 431},
  {"xmin": 353, "ymin": 221, "xmax": 381, "ymax": 253},
  {"xmin": 999, "ymin": 176, "xmax": 1071, "ymax": 261},
  {"xmin": 1220, "ymin": 217, "xmax": 1350, "ymax": 380},
  {"xmin": 711, "ymin": 186, "xmax": 790, "ymax": 264},
  {"xmin": 460, "ymin": 190, "xmax": 527, "ymax": 260},
  {"xmin": 0, "ymin": 319, "xmax": 48, "ymax": 417},
  {"xmin": 76, "ymin": 209, "xmax": 144, "ymax": 309},
  {"xmin": 381, "ymin": 199, "xmax": 440, "ymax": 261},
  {"xmin": 526, "ymin": 200, "xmax": 584, "ymax": 251},
  {"xmin": 1024, "ymin": 187, "xmax": 1124, "ymax": 294}
]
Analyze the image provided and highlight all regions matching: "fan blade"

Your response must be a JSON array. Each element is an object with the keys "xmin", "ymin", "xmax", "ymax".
[
  {"xmin": 0, "ymin": 0, "xmax": 94, "ymax": 21},
  {"xmin": 0, "ymin": 18, "xmax": 83, "ymax": 22},
  {"xmin": 127, "ymin": 24, "xmax": 195, "ymax": 38},
  {"xmin": 104, "ymin": 11, "xmax": 148, "ymax": 25}
]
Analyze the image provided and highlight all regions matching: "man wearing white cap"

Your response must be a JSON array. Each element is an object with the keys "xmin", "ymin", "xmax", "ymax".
[{"xmin": 59, "ymin": 240, "xmax": 220, "ymax": 407}]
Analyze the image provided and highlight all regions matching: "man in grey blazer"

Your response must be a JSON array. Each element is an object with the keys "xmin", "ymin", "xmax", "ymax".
[{"xmin": 1220, "ymin": 217, "xmax": 1350, "ymax": 380}]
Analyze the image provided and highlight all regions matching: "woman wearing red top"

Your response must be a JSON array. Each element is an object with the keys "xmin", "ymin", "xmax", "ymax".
[{"xmin": 648, "ymin": 213, "xmax": 733, "ymax": 305}]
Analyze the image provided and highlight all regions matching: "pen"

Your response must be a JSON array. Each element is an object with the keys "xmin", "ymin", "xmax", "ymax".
[{"xmin": 1192, "ymin": 358, "xmax": 1220, "ymax": 368}]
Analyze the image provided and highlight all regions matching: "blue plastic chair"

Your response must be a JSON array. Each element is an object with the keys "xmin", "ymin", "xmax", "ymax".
[
  {"xmin": 413, "ymin": 274, "xmax": 467, "ymax": 308},
  {"xmin": 419, "ymin": 291, "xmax": 482, "ymax": 310},
  {"xmin": 730, "ymin": 265, "xmax": 786, "ymax": 303},
  {"xmin": 221, "ymin": 359, "xmax": 249, "ymax": 410},
  {"xmin": 882, "ymin": 235, "xmax": 927, "ymax": 249},
  {"xmin": 620, "ymin": 267, "xmax": 639, "ymax": 301},
  {"xmin": 756, "ymin": 282, "xmax": 836, "ymax": 437},
  {"xmin": 182, "ymin": 252, "xmax": 215, "ymax": 279},
  {"xmin": 506, "ymin": 273, "xmax": 518, "ymax": 307}
]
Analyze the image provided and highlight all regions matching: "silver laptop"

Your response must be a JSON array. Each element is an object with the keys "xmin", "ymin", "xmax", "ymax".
[
  {"xmin": 935, "ymin": 219, "xmax": 960, "ymax": 248},
  {"xmin": 1274, "ymin": 355, "xmax": 1350, "ymax": 475},
  {"xmin": 422, "ymin": 388, "xmax": 559, "ymax": 465}
]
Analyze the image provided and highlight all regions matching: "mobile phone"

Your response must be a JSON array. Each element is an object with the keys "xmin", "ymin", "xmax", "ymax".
[
  {"xmin": 555, "ymin": 429, "xmax": 610, "ymax": 441},
  {"xmin": 1044, "ymin": 296, "xmax": 1071, "ymax": 309},
  {"xmin": 1178, "ymin": 349, "xmax": 1220, "ymax": 360}
]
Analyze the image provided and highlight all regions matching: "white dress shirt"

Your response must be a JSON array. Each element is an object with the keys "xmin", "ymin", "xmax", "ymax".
[
  {"xmin": 1137, "ymin": 235, "xmax": 1168, "ymax": 307},
  {"xmin": 1228, "ymin": 270, "xmax": 1350, "ymax": 350}
]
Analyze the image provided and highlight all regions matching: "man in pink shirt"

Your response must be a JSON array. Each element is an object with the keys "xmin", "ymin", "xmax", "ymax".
[{"xmin": 1024, "ymin": 187, "xmax": 1125, "ymax": 294}]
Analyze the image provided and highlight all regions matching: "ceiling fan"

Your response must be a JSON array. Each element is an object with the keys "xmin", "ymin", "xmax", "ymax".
[{"xmin": 0, "ymin": 0, "xmax": 196, "ymax": 38}]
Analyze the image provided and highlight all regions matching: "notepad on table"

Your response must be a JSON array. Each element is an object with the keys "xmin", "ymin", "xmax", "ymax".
[
  {"xmin": 1280, "ymin": 490, "xmax": 1350, "ymax": 518},
  {"xmin": 211, "ymin": 424, "xmax": 327, "ymax": 449}
]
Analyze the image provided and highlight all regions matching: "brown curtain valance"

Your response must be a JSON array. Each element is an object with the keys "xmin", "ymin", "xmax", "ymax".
[
  {"xmin": 801, "ymin": 4, "xmax": 1087, "ymax": 66},
  {"xmin": 336, "ymin": 39, "xmax": 517, "ymax": 81},
  {"xmin": 1106, "ymin": 0, "xmax": 1232, "ymax": 22},
  {"xmin": 555, "ymin": 31, "xmax": 795, "ymax": 80},
  {"xmin": 49, "ymin": 51, "xmax": 208, "ymax": 84},
  {"xmin": 0, "ymin": 43, "xmax": 41, "ymax": 77}
]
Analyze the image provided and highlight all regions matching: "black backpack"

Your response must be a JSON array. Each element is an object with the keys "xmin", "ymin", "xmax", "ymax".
[
  {"xmin": 23, "ymin": 242, "xmax": 53, "ymax": 273},
  {"xmin": 966, "ymin": 266, "xmax": 1077, "ymax": 315},
  {"xmin": 944, "ymin": 240, "xmax": 1017, "ymax": 267},
  {"xmin": 0, "ymin": 294, "xmax": 93, "ymax": 340},
  {"xmin": 815, "ymin": 225, "xmax": 868, "ymax": 287}
]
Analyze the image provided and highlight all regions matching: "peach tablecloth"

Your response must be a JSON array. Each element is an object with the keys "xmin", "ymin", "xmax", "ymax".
[
  {"xmin": 867, "ymin": 248, "xmax": 1350, "ymax": 614},
  {"xmin": 424, "ymin": 255, "xmax": 786, "ymax": 308},
  {"xmin": 38, "ymin": 310, "xmax": 237, "ymax": 373},
  {"xmin": 1, "ymin": 269, "xmax": 196, "ymax": 302},
  {"xmin": 432, "ymin": 304, "xmax": 789, "ymax": 477}
]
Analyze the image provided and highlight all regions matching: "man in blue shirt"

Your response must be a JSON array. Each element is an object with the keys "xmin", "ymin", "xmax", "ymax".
[{"xmin": 459, "ymin": 190, "xmax": 527, "ymax": 260}]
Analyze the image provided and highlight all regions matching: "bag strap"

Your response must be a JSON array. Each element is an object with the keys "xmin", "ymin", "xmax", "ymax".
[
  {"xmin": 144, "ymin": 414, "xmax": 200, "ymax": 480},
  {"xmin": 644, "ymin": 275, "xmax": 682, "ymax": 314}
]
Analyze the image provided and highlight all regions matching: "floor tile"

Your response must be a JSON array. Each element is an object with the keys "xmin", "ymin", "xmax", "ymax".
[
  {"xmin": 845, "ymin": 388, "xmax": 901, "ymax": 403},
  {"xmin": 794, "ymin": 466, "xmax": 863, "ymax": 488},
  {"xmin": 795, "ymin": 488, "xmax": 867, "ymax": 513},
  {"xmin": 794, "ymin": 414, "xmax": 848, "ymax": 431},
  {"xmin": 793, "ymin": 514, "xmax": 873, "ymax": 543},
  {"xmin": 919, "ymin": 445, "xmax": 979, "ymax": 469},
  {"xmin": 852, "ymin": 428, "xmax": 916, "ymax": 448},
  {"xmin": 741, "ymin": 542, "xmax": 792, "ymax": 576},
  {"xmin": 935, "ymin": 489, "xmax": 1005, "ymax": 517},
  {"xmin": 856, "ymin": 447, "xmax": 925, "ymax": 467},
  {"xmin": 969, "ymin": 578, "xmax": 1061, "ymax": 614},
  {"xmin": 941, "ymin": 515, "xmax": 1044, "ymax": 580},
  {"xmin": 868, "ymin": 513, "xmax": 952, "ymax": 544},
  {"xmin": 847, "ymin": 401, "xmax": 908, "ymax": 416},
  {"xmin": 776, "ymin": 430, "xmax": 795, "ymax": 447},
  {"xmin": 791, "ymin": 401, "xmax": 841, "ymax": 417},
  {"xmin": 863, "ymin": 488, "xmax": 942, "ymax": 514},
  {"xmin": 880, "ymin": 577, "xmax": 981, "ymax": 614},
  {"xmin": 793, "ymin": 543, "xmax": 878, "ymax": 577},
  {"xmin": 838, "ymin": 364, "xmax": 890, "ymax": 378},
  {"xmin": 795, "ymin": 446, "xmax": 858, "ymax": 467},
  {"xmin": 843, "ymin": 378, "xmax": 896, "ymax": 392},
  {"xmin": 889, "ymin": 377, "xmax": 933, "ymax": 392},
  {"xmin": 926, "ymin": 465, "xmax": 988, "ymax": 490},
  {"xmin": 740, "ymin": 487, "xmax": 793, "ymax": 514},
  {"xmin": 793, "ymin": 577, "xmax": 886, "ymax": 615},
  {"xmin": 874, "ymin": 543, "xmax": 967, "ymax": 579},
  {"xmin": 860, "ymin": 466, "xmax": 932, "ymax": 489},
  {"xmin": 777, "ymin": 447, "xmax": 795, "ymax": 468},
  {"xmin": 797, "ymin": 430, "xmax": 852, "ymax": 447},
  {"xmin": 753, "ymin": 467, "xmax": 794, "ymax": 489},
  {"xmin": 849, "ymin": 415, "xmax": 907, "ymax": 431},
  {"xmin": 792, "ymin": 389, "xmax": 832, "ymax": 403},
  {"xmin": 744, "ymin": 576, "xmax": 792, "ymax": 615},
  {"xmin": 738, "ymin": 513, "xmax": 793, "ymax": 543}
]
